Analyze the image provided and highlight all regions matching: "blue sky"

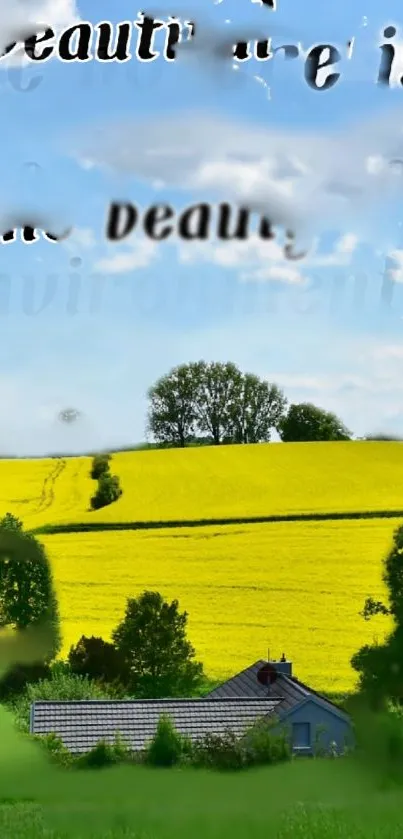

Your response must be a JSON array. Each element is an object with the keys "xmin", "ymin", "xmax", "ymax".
[{"xmin": 1, "ymin": 0, "xmax": 403, "ymax": 454}]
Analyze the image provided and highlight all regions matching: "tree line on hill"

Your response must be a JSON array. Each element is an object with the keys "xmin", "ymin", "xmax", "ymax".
[{"xmin": 146, "ymin": 361, "xmax": 352, "ymax": 447}]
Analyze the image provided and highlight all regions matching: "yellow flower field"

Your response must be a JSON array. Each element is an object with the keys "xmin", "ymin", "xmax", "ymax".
[
  {"xmin": 1, "ymin": 441, "xmax": 403, "ymax": 529},
  {"xmin": 0, "ymin": 456, "xmax": 93, "ymax": 528},
  {"xmin": 42, "ymin": 517, "xmax": 396, "ymax": 693}
]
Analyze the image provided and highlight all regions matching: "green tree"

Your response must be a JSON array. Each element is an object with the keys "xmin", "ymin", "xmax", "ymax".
[
  {"xmin": 90, "ymin": 473, "xmax": 122, "ymax": 510},
  {"xmin": 68, "ymin": 635, "xmax": 128, "ymax": 686},
  {"xmin": 279, "ymin": 402, "xmax": 351, "ymax": 442},
  {"xmin": 147, "ymin": 362, "xmax": 287, "ymax": 447},
  {"xmin": 112, "ymin": 591, "xmax": 204, "ymax": 698},
  {"xmin": 147, "ymin": 363, "xmax": 201, "ymax": 447},
  {"xmin": 0, "ymin": 527, "xmax": 61, "ymax": 659},
  {"xmin": 230, "ymin": 374, "xmax": 287, "ymax": 444},
  {"xmin": 194, "ymin": 361, "xmax": 242, "ymax": 445},
  {"xmin": 90, "ymin": 453, "xmax": 111, "ymax": 480},
  {"xmin": 145, "ymin": 714, "xmax": 186, "ymax": 767},
  {"xmin": 0, "ymin": 512, "xmax": 24, "ymax": 531},
  {"xmin": 352, "ymin": 525, "xmax": 403, "ymax": 708}
]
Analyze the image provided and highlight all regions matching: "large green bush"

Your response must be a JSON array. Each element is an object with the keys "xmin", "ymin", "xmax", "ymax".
[
  {"xmin": 90, "ymin": 454, "xmax": 111, "ymax": 481},
  {"xmin": 241, "ymin": 718, "xmax": 291, "ymax": 766},
  {"xmin": 68, "ymin": 635, "xmax": 128, "ymax": 690},
  {"xmin": 90, "ymin": 473, "xmax": 122, "ymax": 511},
  {"xmin": 145, "ymin": 715, "xmax": 187, "ymax": 767},
  {"xmin": 76, "ymin": 734, "xmax": 132, "ymax": 769},
  {"xmin": 12, "ymin": 670, "xmax": 112, "ymax": 732}
]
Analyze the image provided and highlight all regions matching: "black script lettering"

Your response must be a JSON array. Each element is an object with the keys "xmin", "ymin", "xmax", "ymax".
[
  {"xmin": 59, "ymin": 23, "xmax": 93, "ymax": 62},
  {"xmin": 233, "ymin": 41, "xmax": 251, "ymax": 61},
  {"xmin": 164, "ymin": 18, "xmax": 182, "ymax": 60},
  {"xmin": 259, "ymin": 217, "xmax": 275, "ymax": 239},
  {"xmin": 305, "ymin": 44, "xmax": 341, "ymax": 90},
  {"xmin": 106, "ymin": 203, "xmax": 138, "ymax": 241},
  {"xmin": 217, "ymin": 204, "xmax": 250, "ymax": 240},
  {"xmin": 378, "ymin": 26, "xmax": 397, "ymax": 85},
  {"xmin": 42, "ymin": 228, "xmax": 72, "ymax": 242},
  {"xmin": 1, "ymin": 230, "xmax": 16, "ymax": 243},
  {"xmin": 0, "ymin": 41, "xmax": 17, "ymax": 59},
  {"xmin": 24, "ymin": 28, "xmax": 55, "ymax": 61},
  {"xmin": 95, "ymin": 22, "xmax": 132, "ymax": 61},
  {"xmin": 135, "ymin": 14, "xmax": 164, "ymax": 61},
  {"xmin": 178, "ymin": 204, "xmax": 210, "ymax": 240},
  {"xmin": 143, "ymin": 205, "xmax": 174, "ymax": 240},
  {"xmin": 284, "ymin": 231, "xmax": 307, "ymax": 261},
  {"xmin": 21, "ymin": 226, "xmax": 40, "ymax": 243}
]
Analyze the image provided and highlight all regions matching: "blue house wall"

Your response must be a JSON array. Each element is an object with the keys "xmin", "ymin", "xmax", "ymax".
[{"xmin": 273, "ymin": 698, "xmax": 353, "ymax": 756}]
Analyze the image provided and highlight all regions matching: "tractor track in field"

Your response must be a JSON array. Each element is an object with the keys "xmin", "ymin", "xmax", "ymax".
[
  {"xmin": 33, "ymin": 458, "xmax": 66, "ymax": 515},
  {"xmin": 30, "ymin": 506, "xmax": 403, "ymax": 536}
]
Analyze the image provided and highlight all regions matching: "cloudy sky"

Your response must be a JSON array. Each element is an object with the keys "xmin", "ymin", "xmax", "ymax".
[{"xmin": 2, "ymin": 0, "xmax": 403, "ymax": 454}]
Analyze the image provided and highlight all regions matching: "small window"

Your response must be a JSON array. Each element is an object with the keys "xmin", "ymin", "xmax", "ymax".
[{"xmin": 292, "ymin": 722, "xmax": 311, "ymax": 748}]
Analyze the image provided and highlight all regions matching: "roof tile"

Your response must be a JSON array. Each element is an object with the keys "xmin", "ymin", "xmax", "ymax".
[{"xmin": 31, "ymin": 697, "xmax": 282, "ymax": 754}]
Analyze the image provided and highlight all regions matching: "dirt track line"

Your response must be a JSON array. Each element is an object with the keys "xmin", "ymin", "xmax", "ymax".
[{"xmin": 33, "ymin": 458, "xmax": 66, "ymax": 514}]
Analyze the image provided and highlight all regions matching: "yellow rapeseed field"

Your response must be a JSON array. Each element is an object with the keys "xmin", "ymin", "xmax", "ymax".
[
  {"xmin": 0, "ymin": 441, "xmax": 402, "ymax": 528},
  {"xmin": 42, "ymin": 517, "xmax": 396, "ymax": 693},
  {"xmin": 0, "ymin": 456, "xmax": 93, "ymax": 528}
]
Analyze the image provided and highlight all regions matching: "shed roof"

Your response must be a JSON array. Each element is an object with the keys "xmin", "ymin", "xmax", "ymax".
[{"xmin": 30, "ymin": 697, "xmax": 282, "ymax": 754}]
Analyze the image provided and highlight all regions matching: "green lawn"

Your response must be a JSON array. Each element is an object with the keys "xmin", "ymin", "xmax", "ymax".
[{"xmin": 1, "ymin": 696, "xmax": 403, "ymax": 839}]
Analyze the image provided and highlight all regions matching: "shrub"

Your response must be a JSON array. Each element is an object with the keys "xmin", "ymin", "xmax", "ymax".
[
  {"xmin": 0, "ymin": 512, "xmax": 24, "ymax": 532},
  {"xmin": 0, "ymin": 661, "xmax": 51, "ymax": 702},
  {"xmin": 90, "ymin": 454, "xmax": 111, "ymax": 480},
  {"xmin": 90, "ymin": 473, "xmax": 122, "ymax": 511},
  {"xmin": 35, "ymin": 732, "xmax": 73, "ymax": 768},
  {"xmin": 191, "ymin": 720, "xmax": 292, "ymax": 771},
  {"xmin": 68, "ymin": 635, "xmax": 128, "ymax": 688},
  {"xmin": 77, "ymin": 739, "xmax": 118, "ymax": 769},
  {"xmin": 145, "ymin": 715, "xmax": 186, "ymax": 767},
  {"xmin": 12, "ymin": 670, "xmax": 112, "ymax": 732},
  {"xmin": 76, "ymin": 734, "xmax": 132, "ymax": 769},
  {"xmin": 192, "ymin": 730, "xmax": 246, "ymax": 771},
  {"xmin": 241, "ymin": 718, "xmax": 291, "ymax": 766}
]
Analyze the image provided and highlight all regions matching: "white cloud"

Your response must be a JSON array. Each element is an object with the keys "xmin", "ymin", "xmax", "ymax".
[
  {"xmin": 244, "ymin": 263, "xmax": 305, "ymax": 284},
  {"xmin": 386, "ymin": 249, "xmax": 403, "ymax": 283},
  {"xmin": 177, "ymin": 235, "xmax": 306, "ymax": 284},
  {"xmin": 176, "ymin": 230, "xmax": 358, "ymax": 284},
  {"xmin": 306, "ymin": 233, "xmax": 359, "ymax": 267},
  {"xmin": 63, "ymin": 227, "xmax": 97, "ymax": 252},
  {"xmin": 94, "ymin": 238, "xmax": 159, "ymax": 274},
  {"xmin": 73, "ymin": 106, "xmax": 403, "ymax": 245}
]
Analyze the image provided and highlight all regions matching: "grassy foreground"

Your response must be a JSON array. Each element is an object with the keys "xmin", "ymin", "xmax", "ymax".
[{"xmin": 0, "ymin": 711, "xmax": 401, "ymax": 839}]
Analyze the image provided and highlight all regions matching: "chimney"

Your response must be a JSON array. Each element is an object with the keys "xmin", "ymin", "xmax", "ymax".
[{"xmin": 268, "ymin": 651, "xmax": 292, "ymax": 677}]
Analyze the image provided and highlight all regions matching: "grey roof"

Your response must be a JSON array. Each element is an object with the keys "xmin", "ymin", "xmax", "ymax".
[
  {"xmin": 206, "ymin": 661, "xmax": 349, "ymax": 719},
  {"xmin": 30, "ymin": 697, "xmax": 282, "ymax": 754}
]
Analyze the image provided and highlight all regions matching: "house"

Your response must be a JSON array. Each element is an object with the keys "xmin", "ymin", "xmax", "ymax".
[
  {"xmin": 30, "ymin": 697, "xmax": 282, "ymax": 755},
  {"xmin": 205, "ymin": 655, "xmax": 353, "ymax": 755},
  {"xmin": 30, "ymin": 654, "xmax": 353, "ymax": 757}
]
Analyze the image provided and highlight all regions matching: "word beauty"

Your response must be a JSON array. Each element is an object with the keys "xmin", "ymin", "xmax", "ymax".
[
  {"xmin": 0, "ymin": 226, "xmax": 71, "ymax": 244},
  {"xmin": 106, "ymin": 201, "xmax": 307, "ymax": 260},
  {"xmin": 2, "ymin": 16, "xmax": 354, "ymax": 90}
]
